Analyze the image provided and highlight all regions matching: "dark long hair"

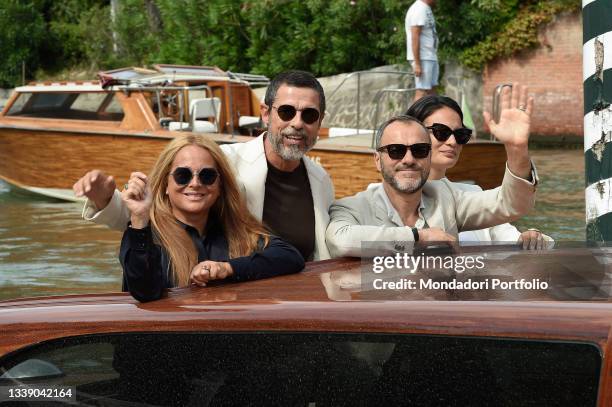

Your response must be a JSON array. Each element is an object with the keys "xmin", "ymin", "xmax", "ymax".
[{"xmin": 405, "ymin": 95, "xmax": 464, "ymax": 124}]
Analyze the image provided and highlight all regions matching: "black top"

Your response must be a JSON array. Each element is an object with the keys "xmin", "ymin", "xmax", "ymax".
[
  {"xmin": 119, "ymin": 221, "xmax": 305, "ymax": 302},
  {"xmin": 262, "ymin": 159, "xmax": 316, "ymax": 261}
]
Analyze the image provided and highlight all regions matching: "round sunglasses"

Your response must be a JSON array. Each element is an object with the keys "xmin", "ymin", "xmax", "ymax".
[
  {"xmin": 170, "ymin": 167, "xmax": 219, "ymax": 186},
  {"xmin": 376, "ymin": 143, "xmax": 432, "ymax": 160},
  {"xmin": 272, "ymin": 104, "xmax": 320, "ymax": 124},
  {"xmin": 426, "ymin": 123, "xmax": 472, "ymax": 145}
]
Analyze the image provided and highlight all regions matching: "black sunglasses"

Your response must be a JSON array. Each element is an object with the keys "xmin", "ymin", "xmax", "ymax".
[
  {"xmin": 272, "ymin": 104, "xmax": 320, "ymax": 124},
  {"xmin": 377, "ymin": 143, "xmax": 431, "ymax": 160},
  {"xmin": 171, "ymin": 167, "xmax": 219, "ymax": 186},
  {"xmin": 426, "ymin": 123, "xmax": 472, "ymax": 145}
]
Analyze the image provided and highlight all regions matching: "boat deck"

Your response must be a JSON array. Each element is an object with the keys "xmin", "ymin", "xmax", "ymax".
[
  {"xmin": 317, "ymin": 134, "xmax": 372, "ymax": 148},
  {"xmin": 317, "ymin": 134, "xmax": 373, "ymax": 148}
]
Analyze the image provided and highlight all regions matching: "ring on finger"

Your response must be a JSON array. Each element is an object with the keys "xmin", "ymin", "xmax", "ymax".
[{"xmin": 518, "ymin": 105, "xmax": 526, "ymax": 112}]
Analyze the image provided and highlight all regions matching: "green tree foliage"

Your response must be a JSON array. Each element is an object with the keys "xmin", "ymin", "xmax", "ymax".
[
  {"xmin": 459, "ymin": 0, "xmax": 580, "ymax": 70},
  {"xmin": 0, "ymin": 0, "xmax": 581, "ymax": 86},
  {"xmin": 244, "ymin": 0, "xmax": 408, "ymax": 76},
  {"xmin": 113, "ymin": 0, "xmax": 159, "ymax": 66},
  {"xmin": 78, "ymin": 4, "xmax": 120, "ymax": 69},
  {"xmin": 48, "ymin": 0, "xmax": 108, "ymax": 66},
  {"xmin": 0, "ymin": 0, "xmax": 46, "ymax": 87},
  {"xmin": 155, "ymin": 0, "xmax": 249, "ymax": 71}
]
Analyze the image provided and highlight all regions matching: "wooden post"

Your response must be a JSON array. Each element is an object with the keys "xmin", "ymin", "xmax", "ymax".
[
  {"xmin": 584, "ymin": 0, "xmax": 612, "ymax": 242},
  {"xmin": 110, "ymin": 0, "xmax": 119, "ymax": 53}
]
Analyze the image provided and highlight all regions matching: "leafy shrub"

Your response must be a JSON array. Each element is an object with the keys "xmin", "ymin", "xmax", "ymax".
[
  {"xmin": 0, "ymin": 0, "xmax": 582, "ymax": 86},
  {"xmin": 0, "ymin": 0, "xmax": 46, "ymax": 87}
]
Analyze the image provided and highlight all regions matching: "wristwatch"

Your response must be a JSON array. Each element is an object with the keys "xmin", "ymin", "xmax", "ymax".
[{"xmin": 411, "ymin": 227, "xmax": 419, "ymax": 242}]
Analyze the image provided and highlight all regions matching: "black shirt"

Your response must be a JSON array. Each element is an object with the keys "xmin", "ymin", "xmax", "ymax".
[
  {"xmin": 119, "ymin": 220, "xmax": 305, "ymax": 302},
  {"xmin": 262, "ymin": 159, "xmax": 316, "ymax": 261}
]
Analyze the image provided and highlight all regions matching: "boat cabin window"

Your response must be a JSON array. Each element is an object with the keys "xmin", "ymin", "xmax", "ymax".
[
  {"xmin": 6, "ymin": 92, "xmax": 125, "ymax": 121},
  {"xmin": 0, "ymin": 332, "xmax": 601, "ymax": 406}
]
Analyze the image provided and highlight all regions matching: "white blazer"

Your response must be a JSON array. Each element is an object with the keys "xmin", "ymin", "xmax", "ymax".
[
  {"xmin": 442, "ymin": 178, "xmax": 554, "ymax": 246},
  {"xmin": 83, "ymin": 134, "xmax": 334, "ymax": 260},
  {"xmin": 441, "ymin": 178, "xmax": 521, "ymax": 242},
  {"xmin": 220, "ymin": 134, "xmax": 334, "ymax": 260},
  {"xmin": 325, "ymin": 166, "xmax": 537, "ymax": 258}
]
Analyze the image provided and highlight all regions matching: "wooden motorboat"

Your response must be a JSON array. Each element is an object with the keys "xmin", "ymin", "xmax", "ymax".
[{"xmin": 0, "ymin": 64, "xmax": 506, "ymax": 201}]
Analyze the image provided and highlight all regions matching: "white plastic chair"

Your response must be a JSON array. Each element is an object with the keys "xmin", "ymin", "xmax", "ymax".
[
  {"xmin": 190, "ymin": 97, "xmax": 221, "ymax": 133},
  {"xmin": 168, "ymin": 121, "xmax": 189, "ymax": 131}
]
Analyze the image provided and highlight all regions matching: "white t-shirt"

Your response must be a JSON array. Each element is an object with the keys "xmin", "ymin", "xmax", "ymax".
[{"xmin": 405, "ymin": 0, "xmax": 438, "ymax": 61}]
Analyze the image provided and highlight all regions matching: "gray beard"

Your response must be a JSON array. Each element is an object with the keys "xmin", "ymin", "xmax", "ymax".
[
  {"xmin": 381, "ymin": 166, "xmax": 428, "ymax": 194},
  {"xmin": 267, "ymin": 127, "xmax": 315, "ymax": 161}
]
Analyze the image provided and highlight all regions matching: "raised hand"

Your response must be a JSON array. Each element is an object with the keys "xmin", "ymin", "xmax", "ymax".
[
  {"xmin": 483, "ymin": 83, "xmax": 534, "ymax": 179},
  {"xmin": 73, "ymin": 170, "xmax": 116, "ymax": 210},
  {"xmin": 121, "ymin": 172, "xmax": 152, "ymax": 228},
  {"xmin": 483, "ymin": 83, "xmax": 533, "ymax": 148}
]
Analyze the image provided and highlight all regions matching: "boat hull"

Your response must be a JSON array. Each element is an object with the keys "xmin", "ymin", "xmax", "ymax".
[{"xmin": 0, "ymin": 126, "xmax": 506, "ymax": 201}]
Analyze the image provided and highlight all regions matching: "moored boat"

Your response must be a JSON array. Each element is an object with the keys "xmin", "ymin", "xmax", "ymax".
[{"xmin": 0, "ymin": 64, "xmax": 506, "ymax": 201}]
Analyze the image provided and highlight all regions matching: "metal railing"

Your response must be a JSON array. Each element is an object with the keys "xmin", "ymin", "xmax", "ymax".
[
  {"xmin": 227, "ymin": 71, "xmax": 270, "ymax": 87},
  {"xmin": 325, "ymin": 69, "xmax": 415, "ymax": 138},
  {"xmin": 118, "ymin": 84, "xmax": 213, "ymax": 127}
]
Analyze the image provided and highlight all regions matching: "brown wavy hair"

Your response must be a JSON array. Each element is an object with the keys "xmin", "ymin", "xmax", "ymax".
[{"xmin": 147, "ymin": 134, "xmax": 269, "ymax": 286}]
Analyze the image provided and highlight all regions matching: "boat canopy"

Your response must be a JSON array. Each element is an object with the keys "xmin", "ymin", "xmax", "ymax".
[{"xmin": 98, "ymin": 64, "xmax": 269, "ymax": 88}]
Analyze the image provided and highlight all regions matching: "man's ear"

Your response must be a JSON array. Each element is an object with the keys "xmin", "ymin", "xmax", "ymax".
[
  {"xmin": 374, "ymin": 152, "xmax": 382, "ymax": 172},
  {"xmin": 260, "ymin": 103, "xmax": 270, "ymax": 127}
]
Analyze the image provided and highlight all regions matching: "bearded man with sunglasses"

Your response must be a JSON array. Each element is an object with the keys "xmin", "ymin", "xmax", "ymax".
[
  {"xmin": 74, "ymin": 70, "xmax": 334, "ymax": 261},
  {"xmin": 326, "ymin": 97, "xmax": 538, "ymax": 257}
]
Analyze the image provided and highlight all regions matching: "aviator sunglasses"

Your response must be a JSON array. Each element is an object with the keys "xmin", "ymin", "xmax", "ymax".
[
  {"xmin": 171, "ymin": 167, "xmax": 219, "ymax": 186},
  {"xmin": 427, "ymin": 123, "xmax": 473, "ymax": 145},
  {"xmin": 272, "ymin": 104, "xmax": 320, "ymax": 124},
  {"xmin": 377, "ymin": 143, "xmax": 432, "ymax": 160}
]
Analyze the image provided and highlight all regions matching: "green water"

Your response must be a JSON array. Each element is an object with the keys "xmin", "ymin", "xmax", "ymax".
[
  {"xmin": 0, "ymin": 182, "xmax": 122, "ymax": 300},
  {"xmin": 513, "ymin": 149, "xmax": 585, "ymax": 240},
  {"xmin": 0, "ymin": 149, "xmax": 586, "ymax": 301}
]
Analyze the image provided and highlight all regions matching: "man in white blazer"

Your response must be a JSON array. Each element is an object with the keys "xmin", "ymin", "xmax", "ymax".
[
  {"xmin": 74, "ymin": 71, "xmax": 334, "ymax": 261},
  {"xmin": 326, "ymin": 106, "xmax": 538, "ymax": 257}
]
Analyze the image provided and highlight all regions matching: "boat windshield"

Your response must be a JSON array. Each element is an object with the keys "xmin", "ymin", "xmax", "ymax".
[{"xmin": 6, "ymin": 92, "xmax": 124, "ymax": 121}]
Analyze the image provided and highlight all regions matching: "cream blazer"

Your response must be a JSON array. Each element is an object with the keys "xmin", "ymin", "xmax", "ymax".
[
  {"xmin": 325, "ymin": 166, "xmax": 537, "ymax": 258},
  {"xmin": 442, "ymin": 178, "xmax": 553, "ymax": 246},
  {"xmin": 83, "ymin": 134, "xmax": 334, "ymax": 260}
]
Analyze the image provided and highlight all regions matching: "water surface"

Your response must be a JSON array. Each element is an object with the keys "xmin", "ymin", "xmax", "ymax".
[{"xmin": 0, "ymin": 182, "xmax": 122, "ymax": 300}]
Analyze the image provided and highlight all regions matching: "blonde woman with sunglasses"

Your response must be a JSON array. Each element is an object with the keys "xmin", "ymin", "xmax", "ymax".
[
  {"xmin": 405, "ymin": 86, "xmax": 553, "ymax": 249},
  {"xmin": 119, "ymin": 134, "xmax": 304, "ymax": 302}
]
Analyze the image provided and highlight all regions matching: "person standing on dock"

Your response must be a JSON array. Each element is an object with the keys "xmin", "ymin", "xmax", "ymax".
[
  {"xmin": 405, "ymin": 0, "xmax": 439, "ymax": 102},
  {"xmin": 73, "ymin": 70, "xmax": 334, "ymax": 261}
]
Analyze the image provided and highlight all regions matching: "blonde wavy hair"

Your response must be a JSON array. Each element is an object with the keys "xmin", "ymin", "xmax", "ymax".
[{"xmin": 147, "ymin": 134, "xmax": 269, "ymax": 286}]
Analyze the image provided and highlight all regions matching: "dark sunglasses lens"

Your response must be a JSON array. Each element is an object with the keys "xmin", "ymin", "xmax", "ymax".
[
  {"xmin": 430, "ymin": 124, "xmax": 453, "ymax": 142},
  {"xmin": 454, "ymin": 128, "xmax": 472, "ymax": 144},
  {"xmin": 198, "ymin": 169, "xmax": 218, "ymax": 185},
  {"xmin": 301, "ymin": 108, "xmax": 320, "ymax": 124},
  {"xmin": 410, "ymin": 143, "xmax": 431, "ymax": 158},
  {"xmin": 386, "ymin": 144, "xmax": 409, "ymax": 160},
  {"xmin": 276, "ymin": 105, "xmax": 297, "ymax": 121},
  {"xmin": 173, "ymin": 167, "xmax": 193, "ymax": 185}
]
